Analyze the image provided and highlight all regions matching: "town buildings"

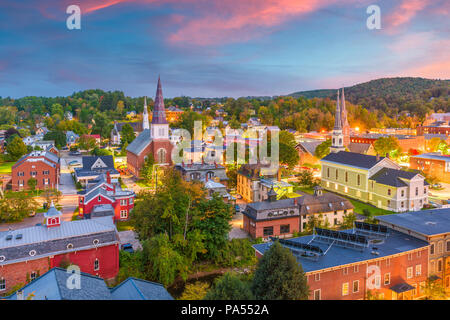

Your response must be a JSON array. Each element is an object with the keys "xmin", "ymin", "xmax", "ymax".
[
  {"xmin": 295, "ymin": 141, "xmax": 322, "ymax": 165},
  {"xmin": 127, "ymin": 77, "xmax": 174, "ymax": 177},
  {"xmin": 237, "ymin": 163, "xmax": 280, "ymax": 202},
  {"xmin": 66, "ymin": 131, "xmax": 79, "ymax": 147},
  {"xmin": 253, "ymin": 225, "xmax": 429, "ymax": 300},
  {"xmin": 174, "ymin": 161, "xmax": 228, "ymax": 183},
  {"xmin": 78, "ymin": 172, "xmax": 135, "ymax": 221},
  {"xmin": 410, "ymin": 153, "xmax": 450, "ymax": 183},
  {"xmin": 243, "ymin": 186, "xmax": 353, "ymax": 239},
  {"xmin": 11, "ymin": 150, "xmax": 60, "ymax": 191},
  {"xmin": 0, "ymin": 204, "xmax": 120, "ymax": 293},
  {"xmin": 321, "ymin": 151, "xmax": 429, "ymax": 212},
  {"xmin": 4, "ymin": 267, "xmax": 173, "ymax": 300},
  {"xmin": 74, "ymin": 155, "xmax": 119, "ymax": 186},
  {"xmin": 377, "ymin": 208, "xmax": 450, "ymax": 292}
]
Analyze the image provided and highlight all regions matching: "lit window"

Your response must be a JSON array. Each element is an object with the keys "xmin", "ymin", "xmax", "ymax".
[
  {"xmin": 342, "ymin": 282, "xmax": 349, "ymax": 296},
  {"xmin": 353, "ymin": 280, "xmax": 359, "ymax": 293},
  {"xmin": 407, "ymin": 267, "xmax": 413, "ymax": 279},
  {"xmin": 315, "ymin": 273, "xmax": 320, "ymax": 282},
  {"xmin": 314, "ymin": 289, "xmax": 321, "ymax": 300},
  {"xmin": 416, "ymin": 264, "xmax": 422, "ymax": 276},
  {"xmin": 94, "ymin": 259, "xmax": 100, "ymax": 271},
  {"xmin": 384, "ymin": 273, "xmax": 390, "ymax": 285}
]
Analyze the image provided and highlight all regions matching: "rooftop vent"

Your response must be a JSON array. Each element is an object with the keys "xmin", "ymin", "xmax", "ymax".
[
  {"xmin": 6, "ymin": 235, "xmax": 12, "ymax": 241},
  {"xmin": 425, "ymin": 221, "xmax": 437, "ymax": 226},
  {"xmin": 15, "ymin": 234, "xmax": 23, "ymax": 240},
  {"xmin": 371, "ymin": 250, "xmax": 380, "ymax": 255}
]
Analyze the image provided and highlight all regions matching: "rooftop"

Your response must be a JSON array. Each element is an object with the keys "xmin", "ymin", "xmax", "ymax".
[
  {"xmin": 370, "ymin": 167, "xmax": 426, "ymax": 187},
  {"xmin": 321, "ymin": 151, "xmax": 386, "ymax": 169},
  {"xmin": 411, "ymin": 153, "xmax": 450, "ymax": 162},
  {"xmin": 253, "ymin": 228, "xmax": 428, "ymax": 273},
  {"xmin": 376, "ymin": 208, "xmax": 450, "ymax": 236}
]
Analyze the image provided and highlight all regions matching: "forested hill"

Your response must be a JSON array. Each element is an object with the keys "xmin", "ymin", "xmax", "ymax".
[{"xmin": 289, "ymin": 77, "xmax": 450, "ymax": 113}]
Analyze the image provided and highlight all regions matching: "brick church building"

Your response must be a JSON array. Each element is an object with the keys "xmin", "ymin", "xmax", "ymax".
[{"xmin": 126, "ymin": 76, "xmax": 174, "ymax": 177}]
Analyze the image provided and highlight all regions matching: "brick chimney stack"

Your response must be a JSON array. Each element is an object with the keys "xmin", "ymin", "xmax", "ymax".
[
  {"xmin": 294, "ymin": 198, "xmax": 298, "ymax": 205},
  {"xmin": 106, "ymin": 171, "xmax": 111, "ymax": 184}
]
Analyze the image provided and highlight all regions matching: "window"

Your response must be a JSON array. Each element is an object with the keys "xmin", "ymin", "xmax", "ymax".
[
  {"xmin": 98, "ymin": 196, "xmax": 101, "ymax": 202},
  {"xmin": 18, "ymin": 172, "xmax": 24, "ymax": 176},
  {"xmin": 94, "ymin": 259, "xmax": 99, "ymax": 271},
  {"xmin": 342, "ymin": 282, "xmax": 349, "ymax": 296},
  {"xmin": 280, "ymin": 225, "xmax": 290, "ymax": 234},
  {"xmin": 357, "ymin": 175, "xmax": 360, "ymax": 186},
  {"xmin": 345, "ymin": 172, "xmax": 348, "ymax": 182},
  {"xmin": 438, "ymin": 241, "xmax": 443, "ymax": 254},
  {"xmin": 336, "ymin": 169, "xmax": 338, "ymax": 179},
  {"xmin": 401, "ymin": 190, "xmax": 405, "ymax": 197},
  {"xmin": 384, "ymin": 273, "xmax": 390, "ymax": 285},
  {"xmin": 424, "ymin": 188, "xmax": 427, "ymax": 195},
  {"xmin": 0, "ymin": 278, "xmax": 5, "ymax": 291},
  {"xmin": 407, "ymin": 267, "xmax": 413, "ymax": 279},
  {"xmin": 447, "ymin": 241, "xmax": 450, "ymax": 252},
  {"xmin": 120, "ymin": 199, "xmax": 127, "ymax": 206},
  {"xmin": 415, "ymin": 187, "xmax": 418, "ymax": 196},
  {"xmin": 430, "ymin": 243, "xmax": 435, "ymax": 255},
  {"xmin": 120, "ymin": 210, "xmax": 128, "ymax": 219},
  {"xmin": 157, "ymin": 148, "xmax": 166, "ymax": 164},
  {"xmin": 315, "ymin": 273, "xmax": 320, "ymax": 281},
  {"xmin": 263, "ymin": 226, "xmax": 273, "ymax": 237},
  {"xmin": 353, "ymin": 280, "xmax": 359, "ymax": 293},
  {"xmin": 354, "ymin": 265, "xmax": 359, "ymax": 273},
  {"xmin": 30, "ymin": 272, "xmax": 37, "ymax": 281},
  {"xmin": 129, "ymin": 198, "xmax": 133, "ymax": 205},
  {"xmin": 408, "ymin": 253, "xmax": 412, "ymax": 261},
  {"xmin": 343, "ymin": 267, "xmax": 348, "ymax": 275},
  {"xmin": 412, "ymin": 283, "xmax": 417, "ymax": 296},
  {"xmin": 417, "ymin": 250, "xmax": 422, "ymax": 258},
  {"xmin": 416, "ymin": 264, "xmax": 422, "ymax": 276},
  {"xmin": 327, "ymin": 168, "xmax": 330, "ymax": 178},
  {"xmin": 43, "ymin": 170, "xmax": 49, "ymax": 175},
  {"xmin": 438, "ymin": 260, "xmax": 443, "ymax": 272},
  {"xmin": 430, "ymin": 261, "xmax": 435, "ymax": 273},
  {"xmin": 388, "ymin": 189, "xmax": 391, "ymax": 196},
  {"xmin": 401, "ymin": 201, "xmax": 404, "ymax": 208},
  {"xmin": 313, "ymin": 289, "xmax": 321, "ymax": 300}
]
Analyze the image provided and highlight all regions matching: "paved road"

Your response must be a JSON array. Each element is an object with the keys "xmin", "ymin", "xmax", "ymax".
[
  {"xmin": 59, "ymin": 172, "xmax": 77, "ymax": 195},
  {"xmin": 118, "ymin": 230, "xmax": 142, "ymax": 251}
]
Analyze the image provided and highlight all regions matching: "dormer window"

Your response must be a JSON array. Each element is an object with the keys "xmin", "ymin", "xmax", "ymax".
[{"xmin": 98, "ymin": 196, "xmax": 101, "ymax": 202}]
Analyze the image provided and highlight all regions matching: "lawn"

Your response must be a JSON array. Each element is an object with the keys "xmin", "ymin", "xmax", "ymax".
[
  {"xmin": 117, "ymin": 220, "xmax": 134, "ymax": 231},
  {"xmin": 295, "ymin": 185, "xmax": 394, "ymax": 216},
  {"xmin": 0, "ymin": 162, "xmax": 14, "ymax": 174}
]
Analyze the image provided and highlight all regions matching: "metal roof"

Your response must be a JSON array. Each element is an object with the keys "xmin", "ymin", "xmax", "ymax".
[
  {"xmin": 321, "ymin": 151, "xmax": 386, "ymax": 169},
  {"xmin": 377, "ymin": 208, "xmax": 450, "ymax": 236},
  {"xmin": 126, "ymin": 129, "xmax": 151, "ymax": 155},
  {"xmin": 253, "ymin": 229, "xmax": 428, "ymax": 273}
]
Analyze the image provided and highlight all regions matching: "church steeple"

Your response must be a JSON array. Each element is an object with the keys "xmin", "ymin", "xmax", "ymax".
[
  {"xmin": 340, "ymin": 87, "xmax": 350, "ymax": 147},
  {"xmin": 150, "ymin": 76, "xmax": 169, "ymax": 140},
  {"xmin": 331, "ymin": 90, "xmax": 345, "ymax": 153},
  {"xmin": 142, "ymin": 96, "xmax": 150, "ymax": 130},
  {"xmin": 152, "ymin": 76, "xmax": 168, "ymax": 125}
]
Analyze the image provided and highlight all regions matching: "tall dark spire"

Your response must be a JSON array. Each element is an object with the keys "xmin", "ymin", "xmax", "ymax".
[
  {"xmin": 341, "ymin": 88, "xmax": 349, "ymax": 128},
  {"xmin": 152, "ymin": 76, "xmax": 168, "ymax": 125},
  {"xmin": 334, "ymin": 90, "xmax": 342, "ymax": 130}
]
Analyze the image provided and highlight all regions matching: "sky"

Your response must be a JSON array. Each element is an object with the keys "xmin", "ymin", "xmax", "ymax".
[{"xmin": 0, "ymin": 0, "xmax": 448, "ymax": 98}]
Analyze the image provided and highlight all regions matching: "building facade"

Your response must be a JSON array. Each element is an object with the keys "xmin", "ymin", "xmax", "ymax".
[
  {"xmin": 126, "ymin": 77, "xmax": 174, "ymax": 177},
  {"xmin": 321, "ymin": 151, "xmax": 429, "ymax": 212},
  {"xmin": 0, "ymin": 204, "xmax": 119, "ymax": 294},
  {"xmin": 410, "ymin": 153, "xmax": 450, "ymax": 183},
  {"xmin": 11, "ymin": 150, "xmax": 60, "ymax": 191}
]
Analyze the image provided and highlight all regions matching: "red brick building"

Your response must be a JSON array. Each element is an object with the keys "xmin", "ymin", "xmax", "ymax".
[
  {"xmin": 78, "ymin": 172, "xmax": 135, "ymax": 221},
  {"xmin": 410, "ymin": 153, "xmax": 450, "ymax": 183},
  {"xmin": 0, "ymin": 204, "xmax": 119, "ymax": 294},
  {"xmin": 253, "ymin": 225, "xmax": 429, "ymax": 300},
  {"xmin": 350, "ymin": 134, "xmax": 425, "ymax": 153},
  {"xmin": 11, "ymin": 150, "xmax": 60, "ymax": 191},
  {"xmin": 126, "ymin": 77, "xmax": 173, "ymax": 177}
]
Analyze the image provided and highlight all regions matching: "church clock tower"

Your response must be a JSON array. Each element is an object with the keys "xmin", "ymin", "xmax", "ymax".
[{"xmin": 331, "ymin": 90, "xmax": 345, "ymax": 153}]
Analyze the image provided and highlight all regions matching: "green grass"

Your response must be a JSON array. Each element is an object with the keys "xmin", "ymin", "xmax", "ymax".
[
  {"xmin": 0, "ymin": 162, "xmax": 14, "ymax": 174},
  {"xmin": 346, "ymin": 197, "xmax": 394, "ymax": 216},
  {"xmin": 294, "ymin": 186, "xmax": 315, "ymax": 195},
  {"xmin": 117, "ymin": 220, "xmax": 134, "ymax": 231},
  {"xmin": 135, "ymin": 179, "xmax": 152, "ymax": 188},
  {"xmin": 71, "ymin": 207, "xmax": 80, "ymax": 221}
]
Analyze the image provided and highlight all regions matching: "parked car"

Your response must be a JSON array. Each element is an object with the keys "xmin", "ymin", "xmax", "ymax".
[
  {"xmin": 29, "ymin": 211, "xmax": 36, "ymax": 217},
  {"xmin": 121, "ymin": 243, "xmax": 134, "ymax": 253},
  {"xmin": 68, "ymin": 160, "xmax": 82, "ymax": 168},
  {"xmin": 69, "ymin": 151, "xmax": 81, "ymax": 156}
]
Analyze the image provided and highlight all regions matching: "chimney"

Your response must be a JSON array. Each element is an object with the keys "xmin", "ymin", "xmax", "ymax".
[
  {"xmin": 17, "ymin": 290, "xmax": 24, "ymax": 300},
  {"xmin": 294, "ymin": 198, "xmax": 298, "ymax": 205},
  {"xmin": 106, "ymin": 171, "xmax": 111, "ymax": 184},
  {"xmin": 206, "ymin": 175, "xmax": 209, "ymax": 182},
  {"xmin": 113, "ymin": 185, "xmax": 116, "ymax": 195}
]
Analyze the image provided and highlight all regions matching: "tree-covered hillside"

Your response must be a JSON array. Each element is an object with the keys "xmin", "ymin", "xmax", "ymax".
[{"xmin": 289, "ymin": 77, "xmax": 449, "ymax": 117}]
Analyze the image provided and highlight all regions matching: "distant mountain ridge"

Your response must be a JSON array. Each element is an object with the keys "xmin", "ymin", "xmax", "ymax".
[{"xmin": 288, "ymin": 77, "xmax": 449, "ymax": 113}]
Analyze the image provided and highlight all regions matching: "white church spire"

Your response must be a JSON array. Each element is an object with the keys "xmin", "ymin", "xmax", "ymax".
[{"xmin": 142, "ymin": 96, "xmax": 150, "ymax": 130}]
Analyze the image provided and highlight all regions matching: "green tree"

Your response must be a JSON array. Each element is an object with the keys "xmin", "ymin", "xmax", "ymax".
[
  {"xmin": 120, "ymin": 123, "xmax": 136, "ymax": 147},
  {"xmin": 421, "ymin": 278, "xmax": 447, "ymax": 300},
  {"xmin": 374, "ymin": 136, "xmax": 401, "ymax": 158},
  {"xmin": 6, "ymin": 136, "xmax": 27, "ymax": 161},
  {"xmin": 192, "ymin": 194, "xmax": 233, "ymax": 263},
  {"xmin": 78, "ymin": 135, "xmax": 97, "ymax": 151},
  {"xmin": 251, "ymin": 241, "xmax": 309, "ymax": 300},
  {"xmin": 44, "ymin": 130, "xmax": 66, "ymax": 149},
  {"xmin": 140, "ymin": 154, "xmax": 155, "ymax": 184},
  {"xmin": 0, "ymin": 191, "xmax": 39, "ymax": 222},
  {"xmin": 27, "ymin": 178, "xmax": 38, "ymax": 194},
  {"xmin": 180, "ymin": 282, "xmax": 210, "ymax": 300},
  {"xmin": 297, "ymin": 170, "xmax": 314, "ymax": 187},
  {"xmin": 315, "ymin": 139, "xmax": 331, "ymax": 159},
  {"xmin": 341, "ymin": 212, "xmax": 357, "ymax": 229},
  {"xmin": 204, "ymin": 273, "xmax": 254, "ymax": 300}
]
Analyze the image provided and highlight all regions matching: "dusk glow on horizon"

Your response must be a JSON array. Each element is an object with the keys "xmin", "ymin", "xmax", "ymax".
[{"xmin": 0, "ymin": 0, "xmax": 448, "ymax": 98}]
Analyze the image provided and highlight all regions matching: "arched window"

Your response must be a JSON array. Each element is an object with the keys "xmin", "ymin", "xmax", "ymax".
[{"xmin": 157, "ymin": 148, "xmax": 166, "ymax": 164}]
